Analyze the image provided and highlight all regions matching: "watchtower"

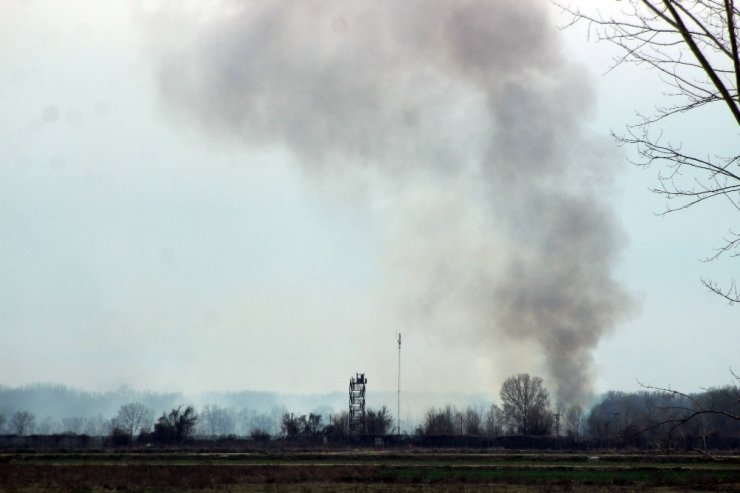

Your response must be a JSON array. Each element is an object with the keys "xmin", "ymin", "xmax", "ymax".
[{"xmin": 348, "ymin": 372, "xmax": 367, "ymax": 435}]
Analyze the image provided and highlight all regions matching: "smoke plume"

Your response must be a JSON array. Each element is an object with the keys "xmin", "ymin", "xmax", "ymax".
[{"xmin": 141, "ymin": 0, "xmax": 630, "ymax": 404}]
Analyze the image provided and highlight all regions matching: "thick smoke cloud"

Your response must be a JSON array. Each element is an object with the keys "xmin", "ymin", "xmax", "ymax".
[{"xmin": 141, "ymin": 0, "xmax": 630, "ymax": 404}]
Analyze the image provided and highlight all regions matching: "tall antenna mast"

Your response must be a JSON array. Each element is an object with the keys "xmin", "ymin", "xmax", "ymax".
[{"xmin": 397, "ymin": 332, "xmax": 401, "ymax": 436}]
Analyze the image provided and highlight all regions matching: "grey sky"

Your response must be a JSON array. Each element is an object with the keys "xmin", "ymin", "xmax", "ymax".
[{"xmin": 1, "ymin": 0, "xmax": 737, "ymax": 401}]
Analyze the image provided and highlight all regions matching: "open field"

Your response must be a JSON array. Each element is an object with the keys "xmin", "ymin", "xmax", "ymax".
[{"xmin": 1, "ymin": 450, "xmax": 739, "ymax": 492}]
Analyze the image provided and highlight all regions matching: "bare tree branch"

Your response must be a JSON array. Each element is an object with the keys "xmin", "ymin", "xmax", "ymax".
[
  {"xmin": 556, "ymin": 0, "xmax": 740, "ymax": 301},
  {"xmin": 635, "ymin": 379, "xmax": 740, "ymax": 456}
]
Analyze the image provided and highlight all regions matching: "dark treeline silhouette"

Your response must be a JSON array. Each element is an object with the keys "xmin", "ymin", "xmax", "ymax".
[
  {"xmin": 588, "ymin": 387, "xmax": 740, "ymax": 450},
  {"xmin": 408, "ymin": 375, "xmax": 739, "ymax": 451},
  {"xmin": 0, "ymin": 375, "xmax": 737, "ymax": 450}
]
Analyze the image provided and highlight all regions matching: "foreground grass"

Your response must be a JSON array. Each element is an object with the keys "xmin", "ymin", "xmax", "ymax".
[{"xmin": 1, "ymin": 450, "xmax": 739, "ymax": 492}]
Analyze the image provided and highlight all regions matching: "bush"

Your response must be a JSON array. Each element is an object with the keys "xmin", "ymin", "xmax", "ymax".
[
  {"xmin": 111, "ymin": 427, "xmax": 131, "ymax": 446},
  {"xmin": 250, "ymin": 429, "xmax": 271, "ymax": 442}
]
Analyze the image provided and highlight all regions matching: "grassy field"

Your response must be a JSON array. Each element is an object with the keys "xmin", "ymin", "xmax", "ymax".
[{"xmin": 1, "ymin": 450, "xmax": 739, "ymax": 492}]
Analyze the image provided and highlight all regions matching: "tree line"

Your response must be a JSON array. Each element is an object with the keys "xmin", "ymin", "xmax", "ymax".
[{"xmin": 1, "ymin": 373, "xmax": 737, "ymax": 450}]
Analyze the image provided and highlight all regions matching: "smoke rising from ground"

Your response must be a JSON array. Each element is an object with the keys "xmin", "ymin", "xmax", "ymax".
[{"xmin": 141, "ymin": 0, "xmax": 631, "ymax": 405}]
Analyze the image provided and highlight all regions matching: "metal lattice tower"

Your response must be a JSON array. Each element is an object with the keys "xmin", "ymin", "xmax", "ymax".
[{"xmin": 348, "ymin": 372, "xmax": 367, "ymax": 435}]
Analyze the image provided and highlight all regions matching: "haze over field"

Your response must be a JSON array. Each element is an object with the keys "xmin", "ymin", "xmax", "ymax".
[{"xmin": 0, "ymin": 0, "xmax": 737, "ymax": 405}]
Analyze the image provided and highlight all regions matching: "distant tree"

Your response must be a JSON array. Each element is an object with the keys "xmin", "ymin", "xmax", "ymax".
[
  {"xmin": 279, "ymin": 412, "xmax": 323, "ymax": 439},
  {"xmin": 587, "ymin": 401, "xmax": 611, "ymax": 445},
  {"xmin": 110, "ymin": 426, "xmax": 132, "ymax": 446},
  {"xmin": 564, "ymin": 405, "xmax": 585, "ymax": 441},
  {"xmin": 327, "ymin": 411, "xmax": 350, "ymax": 439},
  {"xmin": 421, "ymin": 405, "xmax": 456, "ymax": 435},
  {"xmin": 463, "ymin": 406, "xmax": 482, "ymax": 435},
  {"xmin": 235, "ymin": 407, "xmax": 279, "ymax": 437},
  {"xmin": 637, "ymin": 378, "xmax": 740, "ymax": 449},
  {"xmin": 417, "ymin": 405, "xmax": 483, "ymax": 436},
  {"xmin": 0, "ymin": 413, "xmax": 5, "ymax": 433},
  {"xmin": 271, "ymin": 405, "xmax": 288, "ymax": 425},
  {"xmin": 365, "ymin": 406, "xmax": 393, "ymax": 435},
  {"xmin": 61, "ymin": 417, "xmax": 85, "ymax": 435},
  {"xmin": 37, "ymin": 417, "xmax": 62, "ymax": 435},
  {"xmin": 9, "ymin": 411, "xmax": 35, "ymax": 436},
  {"xmin": 452, "ymin": 408, "xmax": 465, "ymax": 435},
  {"xmin": 200, "ymin": 404, "xmax": 236, "ymax": 437},
  {"xmin": 153, "ymin": 406, "xmax": 198, "ymax": 443},
  {"xmin": 483, "ymin": 404, "xmax": 505, "ymax": 437},
  {"xmin": 585, "ymin": 385, "xmax": 740, "ymax": 449},
  {"xmin": 251, "ymin": 413, "xmax": 278, "ymax": 436},
  {"xmin": 84, "ymin": 414, "xmax": 108, "ymax": 436},
  {"xmin": 304, "ymin": 413, "xmax": 323, "ymax": 436},
  {"xmin": 250, "ymin": 428, "xmax": 271, "ymax": 441},
  {"xmin": 280, "ymin": 413, "xmax": 302, "ymax": 439},
  {"xmin": 500, "ymin": 374, "xmax": 553, "ymax": 436},
  {"xmin": 115, "ymin": 403, "xmax": 153, "ymax": 437}
]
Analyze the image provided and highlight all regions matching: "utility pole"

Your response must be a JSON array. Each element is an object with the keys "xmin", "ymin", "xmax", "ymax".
[{"xmin": 397, "ymin": 332, "xmax": 401, "ymax": 436}]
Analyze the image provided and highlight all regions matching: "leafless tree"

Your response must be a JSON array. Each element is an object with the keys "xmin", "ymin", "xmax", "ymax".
[
  {"xmin": 35, "ymin": 417, "xmax": 58, "ymax": 435},
  {"xmin": 236, "ymin": 407, "xmax": 278, "ymax": 437},
  {"xmin": 278, "ymin": 413, "xmax": 323, "ymax": 438},
  {"xmin": 559, "ymin": 0, "xmax": 740, "ymax": 302},
  {"xmin": 280, "ymin": 413, "xmax": 302, "ymax": 439},
  {"xmin": 463, "ymin": 406, "xmax": 483, "ymax": 435},
  {"xmin": 421, "ymin": 405, "xmax": 457, "ymax": 435},
  {"xmin": 483, "ymin": 403, "xmax": 505, "ymax": 437},
  {"xmin": 61, "ymin": 417, "xmax": 85, "ymax": 435},
  {"xmin": 500, "ymin": 374, "xmax": 553, "ymax": 436},
  {"xmin": 250, "ymin": 428, "xmax": 271, "ymax": 441},
  {"xmin": 329, "ymin": 411, "xmax": 350, "ymax": 438},
  {"xmin": 252, "ymin": 412, "xmax": 278, "ymax": 436},
  {"xmin": 305, "ymin": 413, "xmax": 323, "ymax": 435},
  {"xmin": 585, "ymin": 381, "xmax": 740, "ymax": 449},
  {"xmin": 115, "ymin": 403, "xmax": 154, "ymax": 437},
  {"xmin": 366, "ymin": 406, "xmax": 394, "ymax": 435},
  {"xmin": 200, "ymin": 404, "xmax": 235, "ymax": 437},
  {"xmin": 9, "ymin": 410, "xmax": 35, "ymax": 436},
  {"xmin": 564, "ymin": 404, "xmax": 586, "ymax": 440},
  {"xmin": 84, "ymin": 414, "xmax": 108, "ymax": 436},
  {"xmin": 637, "ymin": 373, "xmax": 740, "ymax": 450}
]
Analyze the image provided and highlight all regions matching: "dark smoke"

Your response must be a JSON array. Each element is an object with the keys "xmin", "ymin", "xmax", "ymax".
[{"xmin": 141, "ymin": 0, "xmax": 631, "ymax": 404}]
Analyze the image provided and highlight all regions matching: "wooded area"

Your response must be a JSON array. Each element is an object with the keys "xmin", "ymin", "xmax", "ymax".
[{"xmin": 1, "ymin": 374, "xmax": 737, "ymax": 451}]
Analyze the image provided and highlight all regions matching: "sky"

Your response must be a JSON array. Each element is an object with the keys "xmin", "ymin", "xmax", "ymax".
[{"xmin": 0, "ymin": 0, "xmax": 737, "ymax": 404}]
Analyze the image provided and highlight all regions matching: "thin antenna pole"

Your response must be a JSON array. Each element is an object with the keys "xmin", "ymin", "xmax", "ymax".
[{"xmin": 397, "ymin": 332, "xmax": 401, "ymax": 436}]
